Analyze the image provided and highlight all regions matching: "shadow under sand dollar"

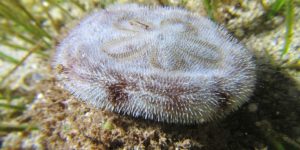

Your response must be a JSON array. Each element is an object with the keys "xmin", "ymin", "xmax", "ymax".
[{"xmin": 156, "ymin": 59, "xmax": 300, "ymax": 150}]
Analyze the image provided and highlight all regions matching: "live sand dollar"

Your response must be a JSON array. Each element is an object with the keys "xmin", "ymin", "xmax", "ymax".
[{"xmin": 53, "ymin": 4, "xmax": 256, "ymax": 124}]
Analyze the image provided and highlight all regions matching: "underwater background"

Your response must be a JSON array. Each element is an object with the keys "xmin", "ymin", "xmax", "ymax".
[{"xmin": 0, "ymin": 0, "xmax": 299, "ymax": 149}]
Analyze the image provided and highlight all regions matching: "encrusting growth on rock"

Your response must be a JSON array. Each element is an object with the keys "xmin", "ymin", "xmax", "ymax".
[{"xmin": 53, "ymin": 4, "xmax": 256, "ymax": 124}]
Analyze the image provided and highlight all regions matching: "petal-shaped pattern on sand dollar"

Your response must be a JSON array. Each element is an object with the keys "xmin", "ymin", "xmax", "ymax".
[{"xmin": 101, "ymin": 36, "xmax": 148, "ymax": 59}]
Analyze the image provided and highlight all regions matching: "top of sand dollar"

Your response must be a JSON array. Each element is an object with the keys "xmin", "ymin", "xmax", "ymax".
[{"xmin": 53, "ymin": 4, "xmax": 256, "ymax": 124}]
